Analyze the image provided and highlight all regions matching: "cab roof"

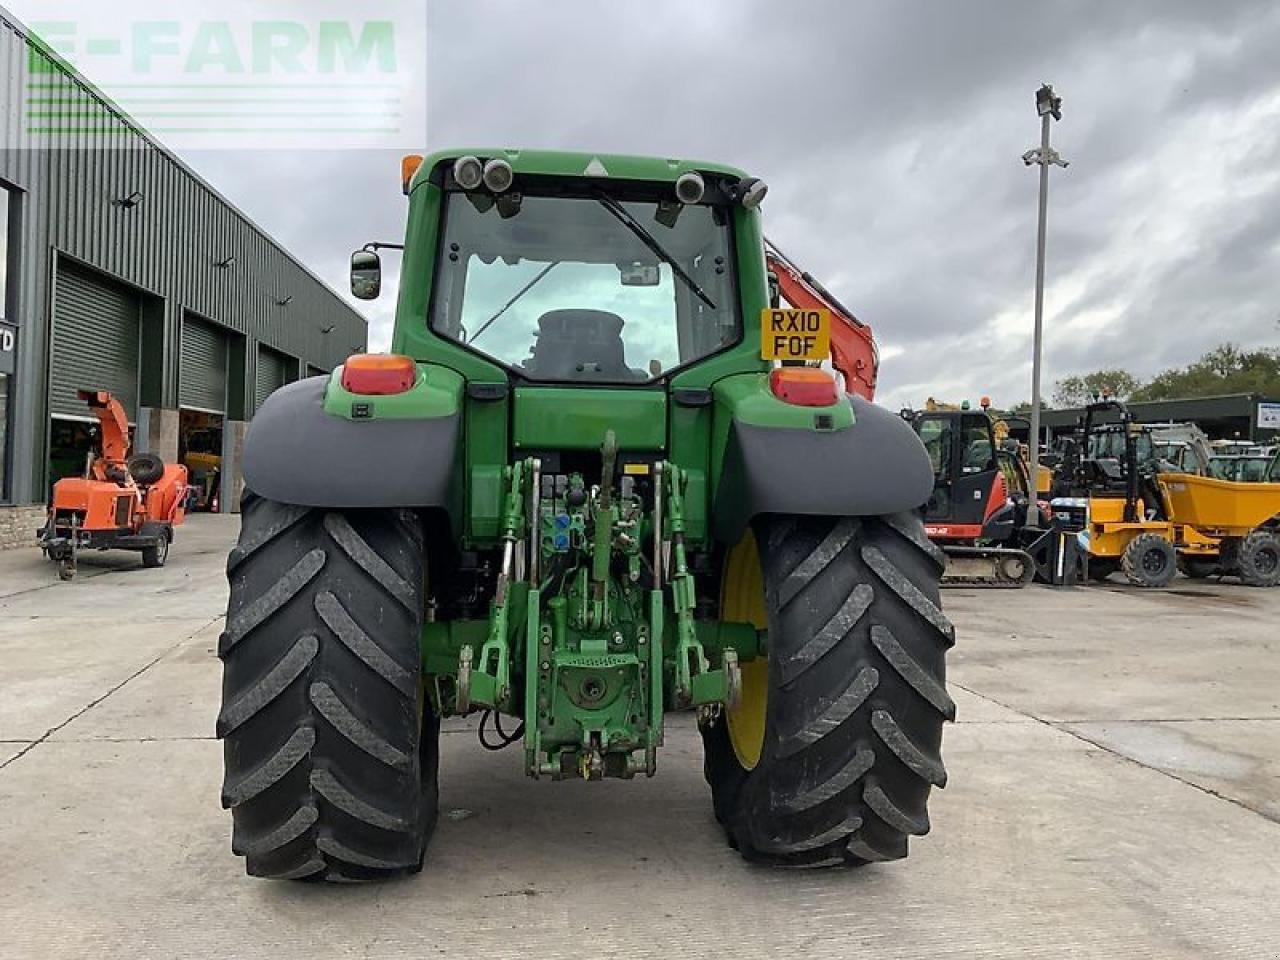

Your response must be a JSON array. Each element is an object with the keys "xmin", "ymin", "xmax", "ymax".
[{"xmin": 411, "ymin": 148, "xmax": 750, "ymax": 192}]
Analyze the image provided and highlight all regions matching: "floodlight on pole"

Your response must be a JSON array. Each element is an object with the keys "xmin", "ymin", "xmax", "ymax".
[{"xmin": 1024, "ymin": 83, "xmax": 1068, "ymax": 528}]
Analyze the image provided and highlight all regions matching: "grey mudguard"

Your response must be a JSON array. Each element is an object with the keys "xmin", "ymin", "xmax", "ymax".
[
  {"xmin": 712, "ymin": 395, "xmax": 934, "ymax": 544},
  {"xmin": 242, "ymin": 378, "xmax": 460, "ymax": 510}
]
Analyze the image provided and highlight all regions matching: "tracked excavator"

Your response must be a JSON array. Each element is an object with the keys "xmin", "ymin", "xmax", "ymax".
[
  {"xmin": 764, "ymin": 244, "xmax": 1037, "ymax": 586},
  {"xmin": 905, "ymin": 400, "xmax": 1039, "ymax": 586}
]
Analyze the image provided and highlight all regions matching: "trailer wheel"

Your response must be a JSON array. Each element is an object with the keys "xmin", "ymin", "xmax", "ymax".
[
  {"xmin": 1237, "ymin": 529, "xmax": 1280, "ymax": 587},
  {"xmin": 703, "ymin": 513, "xmax": 953, "ymax": 866},
  {"xmin": 218, "ymin": 492, "xmax": 436, "ymax": 881},
  {"xmin": 141, "ymin": 530, "xmax": 169, "ymax": 568},
  {"xmin": 1120, "ymin": 532, "xmax": 1176, "ymax": 588}
]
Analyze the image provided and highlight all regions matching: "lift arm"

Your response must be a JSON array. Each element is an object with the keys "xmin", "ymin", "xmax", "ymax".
[{"xmin": 764, "ymin": 237, "xmax": 878, "ymax": 400}]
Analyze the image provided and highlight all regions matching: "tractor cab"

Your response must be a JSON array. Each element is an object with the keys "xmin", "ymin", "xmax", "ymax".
[{"xmin": 913, "ymin": 408, "xmax": 1001, "ymax": 529}]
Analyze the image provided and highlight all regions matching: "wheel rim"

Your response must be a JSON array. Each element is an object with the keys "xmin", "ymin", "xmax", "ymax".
[
  {"xmin": 721, "ymin": 530, "xmax": 768, "ymax": 770},
  {"xmin": 1255, "ymin": 547, "xmax": 1278, "ymax": 576},
  {"xmin": 1142, "ymin": 547, "xmax": 1168, "ymax": 575}
]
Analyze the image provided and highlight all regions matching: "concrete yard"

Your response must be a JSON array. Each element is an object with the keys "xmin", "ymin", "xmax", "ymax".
[{"xmin": 1, "ymin": 515, "xmax": 1277, "ymax": 959}]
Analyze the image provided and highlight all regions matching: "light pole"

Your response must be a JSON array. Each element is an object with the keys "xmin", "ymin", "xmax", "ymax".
[{"xmin": 1022, "ymin": 83, "xmax": 1068, "ymax": 526}]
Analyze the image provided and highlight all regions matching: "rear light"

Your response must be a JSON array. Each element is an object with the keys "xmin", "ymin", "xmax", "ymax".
[
  {"xmin": 769, "ymin": 367, "xmax": 839, "ymax": 407},
  {"xmin": 341, "ymin": 354, "xmax": 417, "ymax": 395}
]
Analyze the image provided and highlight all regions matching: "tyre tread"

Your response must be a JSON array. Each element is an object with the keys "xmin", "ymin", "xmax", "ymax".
[
  {"xmin": 220, "ymin": 548, "xmax": 326, "ymax": 655},
  {"xmin": 216, "ymin": 634, "xmax": 318, "ymax": 737},
  {"xmin": 871, "ymin": 624, "xmax": 957, "ymax": 720},
  {"xmin": 309, "ymin": 681, "xmax": 410, "ymax": 770},
  {"xmin": 314, "ymin": 591, "xmax": 417, "ymax": 696}
]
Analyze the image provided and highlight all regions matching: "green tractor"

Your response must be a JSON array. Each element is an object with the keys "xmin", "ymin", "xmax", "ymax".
[{"xmin": 218, "ymin": 149, "xmax": 953, "ymax": 880}]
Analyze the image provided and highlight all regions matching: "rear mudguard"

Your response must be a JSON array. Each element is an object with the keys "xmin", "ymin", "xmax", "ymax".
[
  {"xmin": 242, "ymin": 371, "xmax": 462, "ymax": 513},
  {"xmin": 712, "ymin": 386, "xmax": 933, "ymax": 544}
]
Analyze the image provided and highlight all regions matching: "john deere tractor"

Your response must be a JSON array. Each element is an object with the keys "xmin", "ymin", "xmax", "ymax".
[{"xmin": 217, "ymin": 149, "xmax": 952, "ymax": 881}]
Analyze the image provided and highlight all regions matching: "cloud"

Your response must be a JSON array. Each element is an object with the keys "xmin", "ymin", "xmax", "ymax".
[{"xmin": 15, "ymin": 0, "xmax": 1278, "ymax": 399}]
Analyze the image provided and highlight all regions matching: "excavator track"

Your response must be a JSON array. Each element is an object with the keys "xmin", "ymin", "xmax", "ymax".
[{"xmin": 939, "ymin": 546, "xmax": 1036, "ymax": 588}]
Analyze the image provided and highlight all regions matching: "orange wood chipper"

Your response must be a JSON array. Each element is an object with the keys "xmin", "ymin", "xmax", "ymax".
[{"xmin": 39, "ymin": 390, "xmax": 189, "ymax": 580}]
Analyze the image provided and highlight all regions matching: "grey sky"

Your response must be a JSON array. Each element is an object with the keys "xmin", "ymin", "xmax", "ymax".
[{"xmin": 17, "ymin": 0, "xmax": 1280, "ymax": 408}]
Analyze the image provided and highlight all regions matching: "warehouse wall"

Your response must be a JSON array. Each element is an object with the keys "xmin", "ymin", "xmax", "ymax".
[{"xmin": 0, "ymin": 9, "xmax": 368, "ymax": 504}]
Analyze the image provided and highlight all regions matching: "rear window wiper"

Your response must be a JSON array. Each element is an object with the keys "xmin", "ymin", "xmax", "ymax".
[
  {"xmin": 593, "ymin": 190, "xmax": 716, "ymax": 309},
  {"xmin": 469, "ymin": 262, "xmax": 558, "ymax": 343}
]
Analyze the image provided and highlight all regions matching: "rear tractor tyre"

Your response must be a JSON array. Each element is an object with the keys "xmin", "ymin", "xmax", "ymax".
[
  {"xmin": 1120, "ymin": 533, "xmax": 1176, "ymax": 588},
  {"xmin": 217, "ymin": 492, "xmax": 437, "ymax": 881},
  {"xmin": 702, "ymin": 513, "xmax": 954, "ymax": 867},
  {"xmin": 1237, "ymin": 529, "xmax": 1280, "ymax": 588}
]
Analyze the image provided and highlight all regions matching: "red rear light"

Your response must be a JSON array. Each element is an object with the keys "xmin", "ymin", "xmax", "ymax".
[
  {"xmin": 769, "ymin": 367, "xmax": 839, "ymax": 407},
  {"xmin": 341, "ymin": 354, "xmax": 417, "ymax": 395}
]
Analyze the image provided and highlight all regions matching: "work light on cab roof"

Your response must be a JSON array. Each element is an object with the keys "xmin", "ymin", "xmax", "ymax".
[
  {"xmin": 452, "ymin": 155, "xmax": 484, "ymax": 190},
  {"xmin": 482, "ymin": 158, "xmax": 515, "ymax": 193}
]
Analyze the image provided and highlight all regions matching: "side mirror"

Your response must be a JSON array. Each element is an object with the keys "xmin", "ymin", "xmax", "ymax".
[{"xmin": 351, "ymin": 250, "xmax": 382, "ymax": 300}]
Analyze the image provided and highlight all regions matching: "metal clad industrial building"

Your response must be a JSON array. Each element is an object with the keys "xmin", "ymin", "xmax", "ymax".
[{"xmin": 0, "ymin": 7, "xmax": 367, "ymax": 531}]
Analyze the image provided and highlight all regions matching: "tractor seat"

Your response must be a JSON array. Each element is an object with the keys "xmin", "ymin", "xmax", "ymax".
[{"xmin": 525, "ymin": 310, "xmax": 643, "ymax": 381}]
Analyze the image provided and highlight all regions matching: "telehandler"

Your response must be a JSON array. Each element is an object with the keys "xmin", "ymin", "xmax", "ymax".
[{"xmin": 218, "ymin": 150, "xmax": 952, "ymax": 881}]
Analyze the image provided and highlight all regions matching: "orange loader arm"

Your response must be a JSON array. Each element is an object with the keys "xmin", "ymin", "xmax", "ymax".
[{"xmin": 764, "ymin": 237, "xmax": 878, "ymax": 401}]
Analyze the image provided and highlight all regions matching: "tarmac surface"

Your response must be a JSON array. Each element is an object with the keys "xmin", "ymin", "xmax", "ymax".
[{"xmin": 1, "ymin": 514, "xmax": 1277, "ymax": 958}]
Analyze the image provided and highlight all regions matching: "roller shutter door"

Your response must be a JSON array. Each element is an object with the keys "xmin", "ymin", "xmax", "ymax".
[
  {"xmin": 50, "ymin": 263, "xmax": 140, "ymax": 419},
  {"xmin": 254, "ymin": 347, "xmax": 290, "ymax": 413},
  {"xmin": 180, "ymin": 316, "xmax": 229, "ymax": 413}
]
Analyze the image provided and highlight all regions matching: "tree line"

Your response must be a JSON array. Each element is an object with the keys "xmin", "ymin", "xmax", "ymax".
[{"xmin": 1009, "ymin": 344, "xmax": 1280, "ymax": 411}]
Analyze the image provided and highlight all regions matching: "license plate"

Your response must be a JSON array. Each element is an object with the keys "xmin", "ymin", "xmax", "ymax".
[{"xmin": 760, "ymin": 308, "xmax": 831, "ymax": 360}]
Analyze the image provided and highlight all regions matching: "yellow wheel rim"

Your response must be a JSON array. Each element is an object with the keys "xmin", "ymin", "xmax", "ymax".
[{"xmin": 721, "ymin": 530, "xmax": 769, "ymax": 770}]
